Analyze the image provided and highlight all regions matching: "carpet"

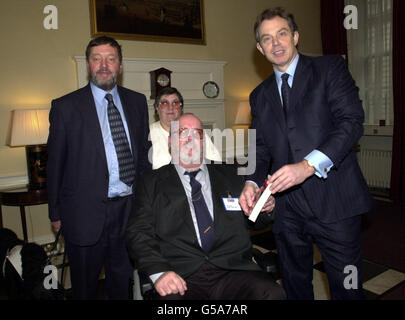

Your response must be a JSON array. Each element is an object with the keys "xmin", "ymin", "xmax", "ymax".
[
  {"xmin": 380, "ymin": 280, "xmax": 405, "ymax": 300},
  {"xmin": 250, "ymin": 199, "xmax": 405, "ymax": 300},
  {"xmin": 361, "ymin": 200, "xmax": 405, "ymax": 273}
]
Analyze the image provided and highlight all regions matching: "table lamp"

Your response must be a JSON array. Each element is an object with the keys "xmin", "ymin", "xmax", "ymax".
[
  {"xmin": 234, "ymin": 101, "xmax": 252, "ymax": 128},
  {"xmin": 232, "ymin": 101, "xmax": 252, "ymax": 158},
  {"xmin": 8, "ymin": 109, "xmax": 50, "ymax": 189}
]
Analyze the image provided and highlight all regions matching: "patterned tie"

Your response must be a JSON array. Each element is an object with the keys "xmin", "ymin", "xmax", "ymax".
[
  {"xmin": 281, "ymin": 73, "xmax": 291, "ymax": 121},
  {"xmin": 105, "ymin": 93, "xmax": 136, "ymax": 186},
  {"xmin": 185, "ymin": 170, "xmax": 214, "ymax": 253}
]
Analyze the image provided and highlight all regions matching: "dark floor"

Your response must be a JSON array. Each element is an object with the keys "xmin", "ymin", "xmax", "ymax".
[{"xmin": 2, "ymin": 193, "xmax": 404, "ymax": 300}]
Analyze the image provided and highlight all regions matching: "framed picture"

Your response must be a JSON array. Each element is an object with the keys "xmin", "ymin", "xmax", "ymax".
[{"xmin": 89, "ymin": 0, "xmax": 205, "ymax": 45}]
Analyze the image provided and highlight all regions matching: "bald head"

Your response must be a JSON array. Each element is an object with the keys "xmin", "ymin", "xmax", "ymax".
[
  {"xmin": 178, "ymin": 113, "xmax": 203, "ymax": 130},
  {"xmin": 169, "ymin": 113, "xmax": 204, "ymax": 170}
]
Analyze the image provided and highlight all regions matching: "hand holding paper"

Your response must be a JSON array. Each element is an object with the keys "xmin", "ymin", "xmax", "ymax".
[{"xmin": 248, "ymin": 177, "xmax": 272, "ymax": 222}]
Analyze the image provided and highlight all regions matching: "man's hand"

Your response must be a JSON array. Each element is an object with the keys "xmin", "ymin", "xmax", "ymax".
[
  {"xmin": 261, "ymin": 194, "xmax": 275, "ymax": 212},
  {"xmin": 155, "ymin": 271, "xmax": 188, "ymax": 297},
  {"xmin": 51, "ymin": 220, "xmax": 61, "ymax": 233},
  {"xmin": 239, "ymin": 182, "xmax": 261, "ymax": 215},
  {"xmin": 269, "ymin": 160, "xmax": 315, "ymax": 194}
]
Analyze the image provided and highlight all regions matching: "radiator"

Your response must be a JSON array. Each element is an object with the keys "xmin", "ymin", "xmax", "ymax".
[{"xmin": 356, "ymin": 148, "xmax": 392, "ymax": 189}]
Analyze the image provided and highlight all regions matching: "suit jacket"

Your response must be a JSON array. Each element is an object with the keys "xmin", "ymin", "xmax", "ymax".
[
  {"xmin": 248, "ymin": 54, "xmax": 374, "ymax": 229},
  {"xmin": 126, "ymin": 164, "xmax": 270, "ymax": 279},
  {"xmin": 47, "ymin": 83, "xmax": 151, "ymax": 246}
]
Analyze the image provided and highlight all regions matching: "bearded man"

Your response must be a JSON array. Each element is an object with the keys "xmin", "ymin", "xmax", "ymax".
[{"xmin": 47, "ymin": 36, "xmax": 151, "ymax": 299}]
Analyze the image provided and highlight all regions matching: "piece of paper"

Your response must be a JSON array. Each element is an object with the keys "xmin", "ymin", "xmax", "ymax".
[{"xmin": 248, "ymin": 180, "xmax": 272, "ymax": 222}]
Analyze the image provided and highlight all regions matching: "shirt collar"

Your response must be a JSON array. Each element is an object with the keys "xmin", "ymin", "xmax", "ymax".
[
  {"xmin": 175, "ymin": 163, "xmax": 208, "ymax": 177},
  {"xmin": 90, "ymin": 82, "xmax": 119, "ymax": 106},
  {"xmin": 274, "ymin": 53, "xmax": 300, "ymax": 84}
]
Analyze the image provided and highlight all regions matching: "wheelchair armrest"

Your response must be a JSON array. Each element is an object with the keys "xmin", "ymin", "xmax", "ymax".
[
  {"xmin": 252, "ymin": 248, "xmax": 278, "ymax": 274},
  {"xmin": 138, "ymin": 271, "xmax": 154, "ymax": 295}
]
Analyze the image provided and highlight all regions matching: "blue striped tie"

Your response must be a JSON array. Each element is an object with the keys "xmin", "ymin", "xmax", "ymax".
[
  {"xmin": 105, "ymin": 93, "xmax": 136, "ymax": 186},
  {"xmin": 185, "ymin": 170, "xmax": 214, "ymax": 253}
]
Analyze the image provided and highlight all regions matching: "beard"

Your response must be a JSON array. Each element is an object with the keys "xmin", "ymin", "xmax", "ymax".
[
  {"xmin": 180, "ymin": 141, "xmax": 202, "ymax": 165},
  {"xmin": 171, "ymin": 139, "xmax": 203, "ymax": 166},
  {"xmin": 89, "ymin": 68, "xmax": 119, "ymax": 91}
]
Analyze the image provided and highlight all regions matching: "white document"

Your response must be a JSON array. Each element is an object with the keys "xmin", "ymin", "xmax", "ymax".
[{"xmin": 248, "ymin": 181, "xmax": 272, "ymax": 223}]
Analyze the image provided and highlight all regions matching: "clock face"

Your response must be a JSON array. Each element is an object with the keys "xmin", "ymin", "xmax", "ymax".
[
  {"xmin": 157, "ymin": 74, "xmax": 170, "ymax": 87},
  {"xmin": 203, "ymin": 81, "xmax": 219, "ymax": 98}
]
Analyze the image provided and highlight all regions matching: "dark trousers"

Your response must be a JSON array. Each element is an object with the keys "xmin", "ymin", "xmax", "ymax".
[
  {"xmin": 155, "ymin": 262, "xmax": 285, "ymax": 300},
  {"xmin": 274, "ymin": 189, "xmax": 364, "ymax": 300},
  {"xmin": 66, "ymin": 196, "xmax": 134, "ymax": 300}
]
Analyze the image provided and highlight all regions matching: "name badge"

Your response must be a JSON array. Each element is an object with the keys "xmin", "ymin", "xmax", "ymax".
[{"xmin": 222, "ymin": 197, "xmax": 242, "ymax": 211}]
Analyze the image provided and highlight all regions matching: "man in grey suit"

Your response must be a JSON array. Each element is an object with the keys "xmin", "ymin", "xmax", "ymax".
[
  {"xmin": 47, "ymin": 36, "xmax": 151, "ymax": 299},
  {"xmin": 239, "ymin": 8, "xmax": 374, "ymax": 299},
  {"xmin": 126, "ymin": 114, "xmax": 285, "ymax": 300}
]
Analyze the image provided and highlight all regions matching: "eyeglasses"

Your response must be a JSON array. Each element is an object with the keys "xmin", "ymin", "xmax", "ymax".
[
  {"xmin": 159, "ymin": 100, "xmax": 182, "ymax": 109},
  {"xmin": 178, "ymin": 128, "xmax": 204, "ymax": 140}
]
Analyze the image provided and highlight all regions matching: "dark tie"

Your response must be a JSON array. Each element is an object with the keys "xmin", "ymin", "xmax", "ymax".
[
  {"xmin": 105, "ymin": 93, "xmax": 136, "ymax": 186},
  {"xmin": 185, "ymin": 170, "xmax": 214, "ymax": 253},
  {"xmin": 281, "ymin": 73, "xmax": 291, "ymax": 121}
]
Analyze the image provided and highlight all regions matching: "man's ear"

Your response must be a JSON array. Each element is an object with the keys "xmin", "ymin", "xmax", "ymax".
[
  {"xmin": 256, "ymin": 42, "xmax": 265, "ymax": 56},
  {"xmin": 293, "ymin": 31, "xmax": 299, "ymax": 47}
]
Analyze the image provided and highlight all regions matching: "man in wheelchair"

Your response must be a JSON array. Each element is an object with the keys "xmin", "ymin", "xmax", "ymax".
[{"xmin": 126, "ymin": 114, "xmax": 285, "ymax": 300}]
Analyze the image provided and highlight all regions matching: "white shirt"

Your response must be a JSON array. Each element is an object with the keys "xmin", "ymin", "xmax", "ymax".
[
  {"xmin": 90, "ymin": 82, "xmax": 133, "ymax": 197},
  {"xmin": 149, "ymin": 121, "xmax": 172, "ymax": 170},
  {"xmin": 174, "ymin": 163, "xmax": 214, "ymax": 244}
]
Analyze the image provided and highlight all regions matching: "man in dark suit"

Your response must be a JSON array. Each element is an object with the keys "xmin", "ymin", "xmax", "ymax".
[
  {"xmin": 239, "ymin": 8, "xmax": 375, "ymax": 300},
  {"xmin": 126, "ymin": 114, "xmax": 285, "ymax": 300},
  {"xmin": 47, "ymin": 36, "xmax": 151, "ymax": 299}
]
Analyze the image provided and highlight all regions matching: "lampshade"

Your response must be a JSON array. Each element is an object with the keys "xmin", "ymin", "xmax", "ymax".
[
  {"xmin": 9, "ymin": 109, "xmax": 50, "ymax": 146},
  {"xmin": 234, "ymin": 101, "xmax": 251, "ymax": 125}
]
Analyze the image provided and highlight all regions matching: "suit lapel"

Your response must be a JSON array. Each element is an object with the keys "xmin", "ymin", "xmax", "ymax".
[
  {"xmin": 289, "ymin": 55, "xmax": 312, "ymax": 113},
  {"xmin": 77, "ymin": 84, "xmax": 108, "ymax": 171},
  {"xmin": 262, "ymin": 75, "xmax": 287, "ymax": 133},
  {"xmin": 160, "ymin": 165, "xmax": 234, "ymax": 251},
  {"xmin": 207, "ymin": 165, "xmax": 234, "ymax": 244},
  {"xmin": 159, "ymin": 166, "xmax": 199, "ymax": 241},
  {"xmin": 260, "ymin": 56, "xmax": 313, "ymax": 135}
]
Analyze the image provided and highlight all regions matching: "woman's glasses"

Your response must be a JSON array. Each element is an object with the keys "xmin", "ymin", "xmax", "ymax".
[{"xmin": 159, "ymin": 100, "xmax": 182, "ymax": 109}]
